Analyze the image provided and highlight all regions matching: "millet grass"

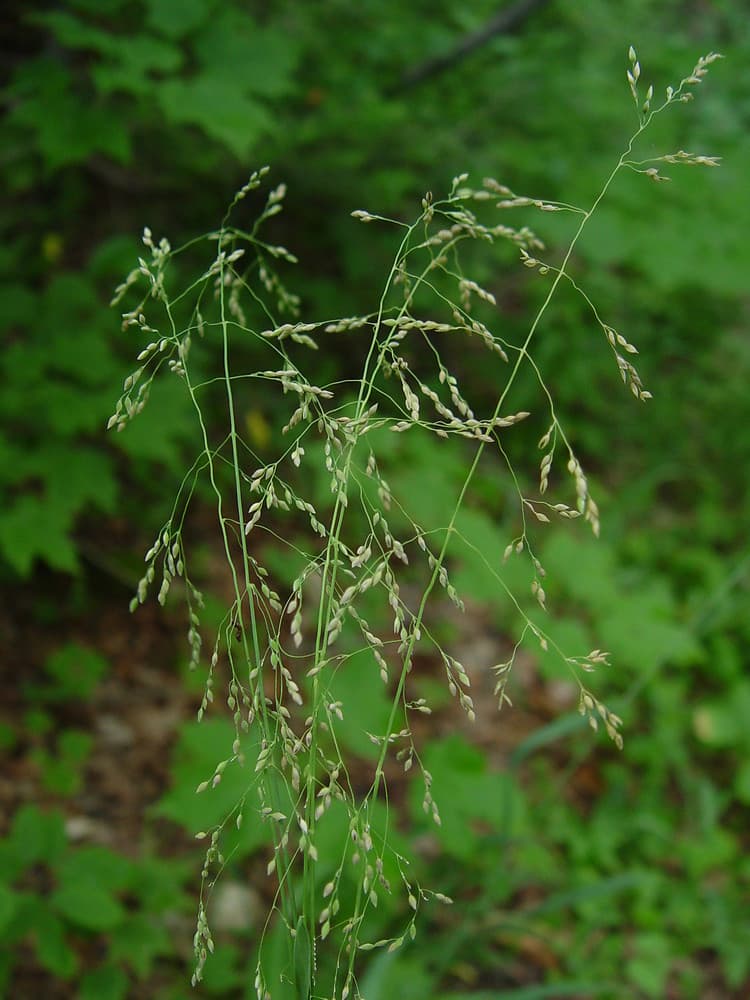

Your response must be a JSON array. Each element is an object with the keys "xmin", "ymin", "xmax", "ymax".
[{"xmin": 109, "ymin": 48, "xmax": 721, "ymax": 999}]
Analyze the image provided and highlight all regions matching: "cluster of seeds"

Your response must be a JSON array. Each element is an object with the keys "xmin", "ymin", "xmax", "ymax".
[{"xmin": 108, "ymin": 51, "xmax": 724, "ymax": 989}]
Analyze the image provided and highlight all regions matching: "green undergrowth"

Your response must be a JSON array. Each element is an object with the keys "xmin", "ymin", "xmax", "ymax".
[
  {"xmin": 3, "ymin": 524, "xmax": 747, "ymax": 998},
  {"xmin": 3, "ymin": 0, "xmax": 749, "ymax": 581}
]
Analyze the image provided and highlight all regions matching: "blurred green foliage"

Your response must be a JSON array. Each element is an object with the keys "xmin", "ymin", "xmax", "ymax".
[
  {"xmin": 3, "ymin": 0, "xmax": 749, "ymax": 577},
  {"xmin": 0, "ymin": 804, "xmax": 192, "ymax": 996},
  {"xmin": 2, "ymin": 0, "xmax": 749, "ymax": 996}
]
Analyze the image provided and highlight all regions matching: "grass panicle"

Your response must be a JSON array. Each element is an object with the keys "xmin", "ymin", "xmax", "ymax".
[{"xmin": 109, "ymin": 48, "xmax": 721, "ymax": 999}]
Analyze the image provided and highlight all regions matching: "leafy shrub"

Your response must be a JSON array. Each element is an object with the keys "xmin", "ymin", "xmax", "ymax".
[{"xmin": 3, "ymin": 0, "xmax": 745, "ymax": 583}]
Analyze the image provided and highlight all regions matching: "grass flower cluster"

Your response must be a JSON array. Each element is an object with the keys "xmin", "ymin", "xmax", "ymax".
[{"xmin": 109, "ymin": 48, "xmax": 721, "ymax": 999}]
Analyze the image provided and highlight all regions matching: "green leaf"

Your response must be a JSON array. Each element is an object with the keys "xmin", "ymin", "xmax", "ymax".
[
  {"xmin": 146, "ymin": 0, "xmax": 214, "ymax": 38},
  {"xmin": 293, "ymin": 917, "xmax": 312, "ymax": 1000},
  {"xmin": 79, "ymin": 964, "xmax": 129, "ymax": 1000},
  {"xmin": 91, "ymin": 35, "xmax": 183, "ymax": 97},
  {"xmin": 46, "ymin": 447, "xmax": 118, "ymax": 516},
  {"xmin": 258, "ymin": 921, "xmax": 300, "ymax": 1000},
  {"xmin": 510, "ymin": 713, "xmax": 588, "ymax": 765},
  {"xmin": 0, "ymin": 885, "xmax": 19, "ymax": 934},
  {"xmin": 542, "ymin": 531, "xmax": 620, "ymax": 614},
  {"xmin": 113, "ymin": 376, "xmax": 194, "ymax": 466},
  {"xmin": 155, "ymin": 76, "xmax": 273, "ymax": 158},
  {"xmin": 534, "ymin": 615, "xmax": 592, "ymax": 682},
  {"xmin": 451, "ymin": 506, "xmax": 533, "ymax": 608},
  {"xmin": 109, "ymin": 913, "xmax": 172, "ymax": 978},
  {"xmin": 8, "ymin": 60, "xmax": 131, "ymax": 169},
  {"xmin": 625, "ymin": 932, "xmax": 673, "ymax": 998},
  {"xmin": 33, "ymin": 909, "xmax": 78, "ymax": 978},
  {"xmin": 360, "ymin": 950, "xmax": 436, "ymax": 1000},
  {"xmin": 313, "ymin": 798, "xmax": 409, "ymax": 901},
  {"xmin": 57, "ymin": 846, "xmax": 134, "ymax": 895},
  {"xmin": 387, "ymin": 430, "xmax": 466, "ymax": 533},
  {"xmin": 21, "ymin": 386, "xmax": 112, "ymax": 435},
  {"xmin": 0, "ymin": 441, "xmax": 118, "ymax": 575},
  {"xmin": 0, "ymin": 495, "xmax": 77, "ymax": 576},
  {"xmin": 199, "ymin": 941, "xmax": 245, "ymax": 993},
  {"xmin": 693, "ymin": 681, "xmax": 750, "ymax": 749},
  {"xmin": 51, "ymin": 883, "xmax": 126, "ymax": 932},
  {"xmin": 130, "ymin": 855, "xmax": 193, "ymax": 913},
  {"xmin": 679, "ymin": 827, "xmax": 737, "ymax": 877},
  {"xmin": 87, "ymin": 235, "xmax": 141, "ymax": 282},
  {"xmin": 543, "ymin": 531, "xmax": 701, "ymax": 669},
  {"xmin": 23, "ymin": 708, "xmax": 53, "ymax": 737},
  {"xmin": 326, "ymin": 648, "xmax": 394, "ymax": 760},
  {"xmin": 43, "ymin": 643, "xmax": 109, "ymax": 701},
  {"xmin": 410, "ymin": 734, "xmax": 526, "ymax": 860},
  {"xmin": 28, "ymin": 11, "xmax": 121, "ymax": 56},
  {"xmin": 155, "ymin": 720, "xmax": 270, "ymax": 855},
  {"xmin": 37, "ymin": 730, "xmax": 94, "ymax": 796},
  {"xmin": 9, "ymin": 806, "xmax": 66, "ymax": 869},
  {"xmin": 598, "ymin": 590, "xmax": 700, "ymax": 669},
  {"xmin": 193, "ymin": 10, "xmax": 299, "ymax": 98},
  {"xmin": 111, "ymin": 34, "xmax": 183, "ymax": 75}
]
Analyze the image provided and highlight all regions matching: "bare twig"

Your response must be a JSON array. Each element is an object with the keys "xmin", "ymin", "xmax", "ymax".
[{"xmin": 388, "ymin": 0, "xmax": 551, "ymax": 95}]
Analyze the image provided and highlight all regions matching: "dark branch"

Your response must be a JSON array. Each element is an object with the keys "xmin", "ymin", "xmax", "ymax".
[{"xmin": 387, "ymin": 0, "xmax": 551, "ymax": 95}]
